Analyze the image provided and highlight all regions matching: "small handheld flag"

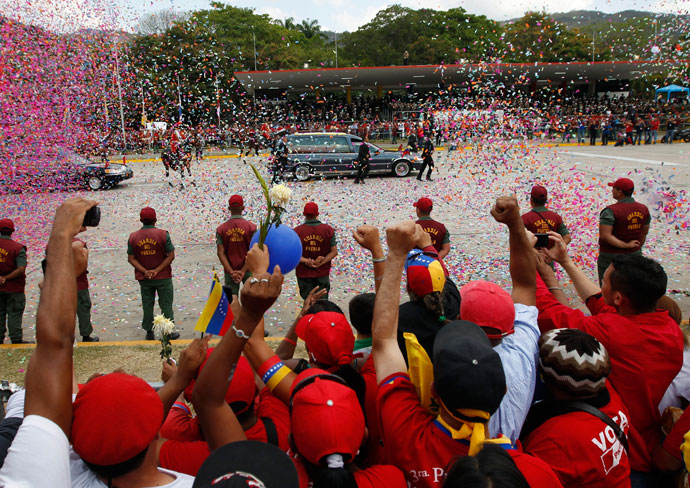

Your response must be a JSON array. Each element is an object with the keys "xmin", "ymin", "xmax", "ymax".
[{"xmin": 194, "ymin": 273, "xmax": 234, "ymax": 336}]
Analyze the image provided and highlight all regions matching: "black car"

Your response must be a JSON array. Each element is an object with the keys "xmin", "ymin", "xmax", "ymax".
[
  {"xmin": 0, "ymin": 147, "xmax": 133, "ymax": 193},
  {"xmin": 283, "ymin": 133, "xmax": 419, "ymax": 181}
]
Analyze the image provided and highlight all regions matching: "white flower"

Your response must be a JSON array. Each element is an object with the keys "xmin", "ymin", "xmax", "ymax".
[
  {"xmin": 153, "ymin": 315, "xmax": 175, "ymax": 336},
  {"xmin": 269, "ymin": 184, "xmax": 292, "ymax": 208}
]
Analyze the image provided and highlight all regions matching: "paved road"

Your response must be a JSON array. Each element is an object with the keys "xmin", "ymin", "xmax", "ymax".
[{"xmin": 2, "ymin": 141, "xmax": 688, "ymax": 343}]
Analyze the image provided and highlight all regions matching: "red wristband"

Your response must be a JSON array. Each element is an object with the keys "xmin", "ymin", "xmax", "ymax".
[
  {"xmin": 257, "ymin": 355, "xmax": 281, "ymax": 378},
  {"xmin": 282, "ymin": 337, "xmax": 297, "ymax": 346}
]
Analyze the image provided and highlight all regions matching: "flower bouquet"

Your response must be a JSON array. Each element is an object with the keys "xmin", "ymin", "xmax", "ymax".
[{"xmin": 153, "ymin": 314, "xmax": 175, "ymax": 363}]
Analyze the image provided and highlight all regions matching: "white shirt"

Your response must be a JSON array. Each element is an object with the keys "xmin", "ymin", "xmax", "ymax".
[
  {"xmin": 659, "ymin": 347, "xmax": 690, "ymax": 414},
  {"xmin": 0, "ymin": 415, "xmax": 72, "ymax": 488},
  {"xmin": 489, "ymin": 304, "xmax": 541, "ymax": 442},
  {"xmin": 70, "ymin": 451, "xmax": 194, "ymax": 487}
]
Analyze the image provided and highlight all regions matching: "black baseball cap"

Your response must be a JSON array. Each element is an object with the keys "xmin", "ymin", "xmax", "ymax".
[
  {"xmin": 432, "ymin": 320, "xmax": 506, "ymax": 419},
  {"xmin": 193, "ymin": 441, "xmax": 298, "ymax": 488}
]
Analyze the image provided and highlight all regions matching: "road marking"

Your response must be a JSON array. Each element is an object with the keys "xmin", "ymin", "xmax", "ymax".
[{"xmin": 566, "ymin": 151, "xmax": 689, "ymax": 167}]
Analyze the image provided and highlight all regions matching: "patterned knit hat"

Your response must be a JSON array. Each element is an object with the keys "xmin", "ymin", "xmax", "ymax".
[{"xmin": 539, "ymin": 329, "xmax": 611, "ymax": 396}]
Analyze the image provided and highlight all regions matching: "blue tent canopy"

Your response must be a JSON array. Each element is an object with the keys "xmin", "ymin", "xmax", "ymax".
[{"xmin": 656, "ymin": 84, "xmax": 690, "ymax": 101}]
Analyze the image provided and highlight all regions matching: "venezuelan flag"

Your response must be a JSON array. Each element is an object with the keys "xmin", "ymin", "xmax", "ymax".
[{"xmin": 194, "ymin": 274, "xmax": 234, "ymax": 336}]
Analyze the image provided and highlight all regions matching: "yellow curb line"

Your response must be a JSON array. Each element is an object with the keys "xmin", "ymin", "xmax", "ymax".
[{"xmin": 0, "ymin": 336, "xmax": 289, "ymax": 350}]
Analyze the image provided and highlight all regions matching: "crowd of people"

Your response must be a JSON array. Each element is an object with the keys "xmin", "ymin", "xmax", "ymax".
[
  {"xmin": 82, "ymin": 89, "xmax": 689, "ymax": 159},
  {"xmin": 1, "ymin": 163, "xmax": 689, "ymax": 488}
]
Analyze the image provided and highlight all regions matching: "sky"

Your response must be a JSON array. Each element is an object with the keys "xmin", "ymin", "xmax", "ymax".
[
  {"xmin": 0, "ymin": 0, "xmax": 686, "ymax": 33},
  {"xmin": 124, "ymin": 0, "xmax": 688, "ymax": 32}
]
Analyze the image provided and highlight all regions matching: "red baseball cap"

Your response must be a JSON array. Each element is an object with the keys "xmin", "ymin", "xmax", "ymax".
[
  {"xmin": 414, "ymin": 197, "xmax": 433, "ymax": 212},
  {"xmin": 290, "ymin": 369, "xmax": 365, "ymax": 465},
  {"xmin": 140, "ymin": 207, "xmax": 156, "ymax": 222},
  {"xmin": 0, "ymin": 219, "xmax": 14, "ymax": 232},
  {"xmin": 303, "ymin": 202, "xmax": 319, "ymax": 216},
  {"xmin": 460, "ymin": 281, "xmax": 515, "ymax": 339},
  {"xmin": 72, "ymin": 373, "xmax": 164, "ymax": 465},
  {"xmin": 228, "ymin": 195, "xmax": 244, "ymax": 207},
  {"xmin": 183, "ymin": 351, "xmax": 256, "ymax": 414},
  {"xmin": 530, "ymin": 185, "xmax": 548, "ymax": 200},
  {"xmin": 608, "ymin": 178, "xmax": 634, "ymax": 193},
  {"xmin": 295, "ymin": 312, "xmax": 354, "ymax": 369}
]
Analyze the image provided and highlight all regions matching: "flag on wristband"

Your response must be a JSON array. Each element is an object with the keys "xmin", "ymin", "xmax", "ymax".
[{"xmin": 194, "ymin": 273, "xmax": 234, "ymax": 336}]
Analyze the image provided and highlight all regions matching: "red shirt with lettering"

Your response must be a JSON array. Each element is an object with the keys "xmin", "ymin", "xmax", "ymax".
[
  {"xmin": 523, "ymin": 388, "xmax": 631, "ymax": 487},
  {"xmin": 536, "ymin": 275, "xmax": 683, "ymax": 472},
  {"xmin": 216, "ymin": 216, "xmax": 257, "ymax": 270}
]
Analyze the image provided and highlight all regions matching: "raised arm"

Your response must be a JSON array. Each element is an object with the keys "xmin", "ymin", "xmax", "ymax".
[
  {"xmin": 157, "ymin": 337, "xmax": 209, "ymax": 417},
  {"xmin": 372, "ymin": 221, "xmax": 423, "ymax": 384},
  {"xmin": 542, "ymin": 231, "xmax": 601, "ymax": 302},
  {"xmin": 353, "ymin": 225, "xmax": 386, "ymax": 292},
  {"xmin": 491, "ymin": 196, "xmax": 536, "ymax": 306},
  {"xmin": 25, "ymin": 198, "xmax": 97, "ymax": 435},
  {"xmin": 191, "ymin": 247, "xmax": 284, "ymax": 450}
]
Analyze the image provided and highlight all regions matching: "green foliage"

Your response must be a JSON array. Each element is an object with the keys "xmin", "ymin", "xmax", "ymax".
[
  {"xmin": 503, "ymin": 12, "xmax": 591, "ymax": 63},
  {"xmin": 340, "ymin": 5, "xmax": 503, "ymax": 65}
]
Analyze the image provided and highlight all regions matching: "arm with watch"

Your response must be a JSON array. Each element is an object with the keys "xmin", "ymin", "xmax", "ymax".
[{"xmin": 191, "ymin": 244, "xmax": 284, "ymax": 451}]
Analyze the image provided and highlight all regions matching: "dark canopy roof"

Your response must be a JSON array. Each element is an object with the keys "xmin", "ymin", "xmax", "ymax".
[{"xmin": 235, "ymin": 60, "xmax": 688, "ymax": 94}]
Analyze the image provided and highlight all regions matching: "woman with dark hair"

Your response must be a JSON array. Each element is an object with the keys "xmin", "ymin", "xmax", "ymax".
[
  {"xmin": 288, "ymin": 369, "xmax": 406, "ymax": 487},
  {"xmin": 444, "ymin": 444, "xmax": 529, "ymax": 488}
]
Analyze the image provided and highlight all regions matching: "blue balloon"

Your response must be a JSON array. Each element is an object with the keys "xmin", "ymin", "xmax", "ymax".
[{"xmin": 250, "ymin": 224, "xmax": 302, "ymax": 274}]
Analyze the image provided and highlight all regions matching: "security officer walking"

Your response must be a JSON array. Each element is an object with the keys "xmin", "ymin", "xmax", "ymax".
[
  {"xmin": 417, "ymin": 136, "xmax": 434, "ymax": 181},
  {"xmin": 216, "ymin": 194, "xmax": 257, "ymax": 298},
  {"xmin": 293, "ymin": 202, "xmax": 338, "ymax": 300},
  {"xmin": 272, "ymin": 133, "xmax": 288, "ymax": 184},
  {"xmin": 354, "ymin": 141, "xmax": 370, "ymax": 184},
  {"xmin": 597, "ymin": 178, "xmax": 650, "ymax": 283},
  {"xmin": 127, "ymin": 207, "xmax": 180, "ymax": 340},
  {"xmin": 0, "ymin": 219, "xmax": 30, "ymax": 344}
]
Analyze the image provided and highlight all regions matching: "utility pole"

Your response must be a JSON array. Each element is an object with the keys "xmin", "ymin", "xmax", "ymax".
[
  {"xmin": 253, "ymin": 31, "xmax": 258, "ymax": 70},
  {"xmin": 335, "ymin": 32, "xmax": 338, "ymax": 68},
  {"xmin": 592, "ymin": 28, "xmax": 595, "ymax": 63},
  {"xmin": 215, "ymin": 75, "xmax": 221, "ymax": 127},
  {"xmin": 177, "ymin": 72, "xmax": 183, "ymax": 123},
  {"xmin": 113, "ymin": 41, "xmax": 127, "ymax": 152}
]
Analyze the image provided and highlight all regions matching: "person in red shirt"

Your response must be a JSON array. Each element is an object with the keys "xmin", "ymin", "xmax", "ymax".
[
  {"xmin": 521, "ymin": 185, "xmax": 571, "ymax": 247},
  {"xmin": 535, "ymin": 232, "xmax": 683, "ymax": 485},
  {"xmin": 597, "ymin": 178, "xmax": 650, "ymax": 283},
  {"xmin": 158, "ymin": 354, "xmax": 290, "ymax": 476},
  {"xmin": 0, "ymin": 219, "xmax": 28, "ymax": 344},
  {"xmin": 371, "ymin": 210, "xmax": 561, "ymax": 488},
  {"xmin": 289, "ymin": 369, "xmax": 406, "ymax": 487},
  {"xmin": 216, "ymin": 194, "xmax": 257, "ymax": 298},
  {"xmin": 652, "ymin": 406, "xmax": 690, "ymax": 473},
  {"xmin": 127, "ymin": 207, "xmax": 179, "ymax": 340},
  {"xmin": 521, "ymin": 328, "xmax": 631, "ymax": 487},
  {"xmin": 293, "ymin": 202, "xmax": 337, "ymax": 300},
  {"xmin": 414, "ymin": 197, "xmax": 450, "ymax": 258}
]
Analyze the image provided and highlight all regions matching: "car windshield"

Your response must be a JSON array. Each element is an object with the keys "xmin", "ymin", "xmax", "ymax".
[{"xmin": 368, "ymin": 143, "xmax": 382, "ymax": 152}]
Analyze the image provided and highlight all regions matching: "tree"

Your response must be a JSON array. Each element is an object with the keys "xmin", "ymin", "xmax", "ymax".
[
  {"xmin": 299, "ymin": 19, "xmax": 324, "ymax": 39},
  {"xmin": 503, "ymin": 12, "xmax": 591, "ymax": 62},
  {"xmin": 134, "ymin": 9, "xmax": 189, "ymax": 36},
  {"xmin": 340, "ymin": 5, "xmax": 504, "ymax": 66}
]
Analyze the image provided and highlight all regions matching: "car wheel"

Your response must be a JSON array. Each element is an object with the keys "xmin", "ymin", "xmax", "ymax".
[
  {"xmin": 87, "ymin": 176, "xmax": 103, "ymax": 191},
  {"xmin": 294, "ymin": 164, "xmax": 311, "ymax": 182},
  {"xmin": 392, "ymin": 160, "xmax": 411, "ymax": 177}
]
